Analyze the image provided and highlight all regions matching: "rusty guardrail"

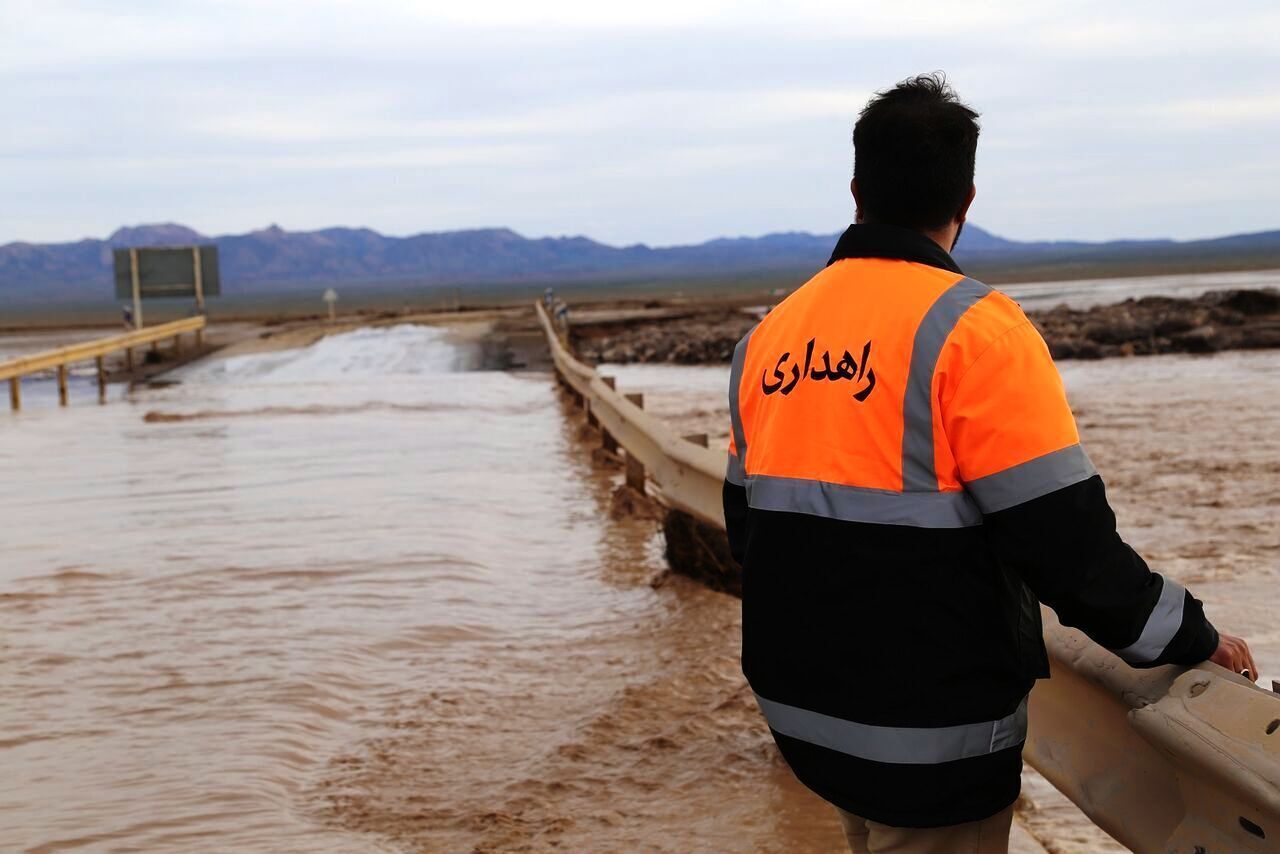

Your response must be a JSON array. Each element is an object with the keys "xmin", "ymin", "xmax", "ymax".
[
  {"xmin": 1, "ymin": 315, "xmax": 207, "ymax": 410},
  {"xmin": 536, "ymin": 299, "xmax": 1280, "ymax": 852}
]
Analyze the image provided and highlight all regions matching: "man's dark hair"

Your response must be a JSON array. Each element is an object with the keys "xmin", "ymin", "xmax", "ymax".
[{"xmin": 853, "ymin": 73, "xmax": 980, "ymax": 231}]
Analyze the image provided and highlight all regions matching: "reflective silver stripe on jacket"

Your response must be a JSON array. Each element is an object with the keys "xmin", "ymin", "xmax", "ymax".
[
  {"xmin": 726, "ymin": 452, "xmax": 746, "ymax": 486},
  {"xmin": 964, "ymin": 444, "xmax": 1097, "ymax": 514},
  {"xmin": 746, "ymin": 474, "xmax": 981, "ymax": 528},
  {"xmin": 901, "ymin": 277, "xmax": 992, "ymax": 492},
  {"xmin": 727, "ymin": 327, "xmax": 754, "ymax": 467},
  {"xmin": 755, "ymin": 693, "xmax": 1028, "ymax": 765},
  {"xmin": 1115, "ymin": 574, "xmax": 1186, "ymax": 663}
]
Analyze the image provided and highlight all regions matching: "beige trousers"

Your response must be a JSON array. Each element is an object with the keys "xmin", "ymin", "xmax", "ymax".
[{"xmin": 836, "ymin": 804, "xmax": 1014, "ymax": 853}]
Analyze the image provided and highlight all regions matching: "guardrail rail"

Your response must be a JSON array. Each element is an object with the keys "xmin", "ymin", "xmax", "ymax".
[
  {"xmin": 1, "ymin": 315, "xmax": 207, "ymax": 410},
  {"xmin": 535, "ymin": 299, "xmax": 1280, "ymax": 853}
]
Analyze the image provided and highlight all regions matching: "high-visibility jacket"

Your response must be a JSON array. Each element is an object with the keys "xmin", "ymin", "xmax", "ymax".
[{"xmin": 724, "ymin": 223, "xmax": 1218, "ymax": 828}]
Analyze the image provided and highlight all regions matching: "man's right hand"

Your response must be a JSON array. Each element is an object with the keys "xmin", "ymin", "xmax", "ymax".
[{"xmin": 1209, "ymin": 632, "xmax": 1258, "ymax": 681}]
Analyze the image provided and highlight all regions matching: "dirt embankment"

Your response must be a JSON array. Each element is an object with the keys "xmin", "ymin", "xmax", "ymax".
[
  {"xmin": 1037, "ymin": 288, "xmax": 1280, "ymax": 359},
  {"xmin": 570, "ymin": 288, "xmax": 1280, "ymax": 365}
]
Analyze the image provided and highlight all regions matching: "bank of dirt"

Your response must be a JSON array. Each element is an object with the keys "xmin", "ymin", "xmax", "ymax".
[{"xmin": 570, "ymin": 287, "xmax": 1280, "ymax": 365}]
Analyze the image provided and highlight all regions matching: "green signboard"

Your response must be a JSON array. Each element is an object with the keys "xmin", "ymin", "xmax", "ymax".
[{"xmin": 113, "ymin": 246, "xmax": 220, "ymax": 300}]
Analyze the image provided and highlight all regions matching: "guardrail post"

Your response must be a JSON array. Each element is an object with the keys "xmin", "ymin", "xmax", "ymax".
[
  {"xmin": 8, "ymin": 377, "xmax": 19, "ymax": 412},
  {"xmin": 96, "ymin": 356, "xmax": 106, "ymax": 404},
  {"xmin": 125, "ymin": 347, "xmax": 134, "ymax": 372},
  {"xmin": 173, "ymin": 335, "xmax": 181, "ymax": 356},
  {"xmin": 57, "ymin": 364, "xmax": 68, "ymax": 406},
  {"xmin": 624, "ymin": 393, "xmax": 646, "ymax": 492},
  {"xmin": 600, "ymin": 376, "xmax": 619, "ymax": 452}
]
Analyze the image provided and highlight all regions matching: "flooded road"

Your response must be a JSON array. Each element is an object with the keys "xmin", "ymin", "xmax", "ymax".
[
  {"xmin": 0, "ymin": 324, "xmax": 845, "ymax": 851},
  {"xmin": 2, "ymin": 314, "xmax": 1277, "ymax": 852}
]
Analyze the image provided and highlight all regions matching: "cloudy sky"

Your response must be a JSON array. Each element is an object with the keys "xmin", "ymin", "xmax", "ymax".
[{"xmin": 3, "ymin": 0, "xmax": 1278, "ymax": 246}]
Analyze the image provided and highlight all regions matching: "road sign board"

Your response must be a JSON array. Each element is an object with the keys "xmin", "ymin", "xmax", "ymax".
[{"xmin": 113, "ymin": 246, "xmax": 220, "ymax": 300}]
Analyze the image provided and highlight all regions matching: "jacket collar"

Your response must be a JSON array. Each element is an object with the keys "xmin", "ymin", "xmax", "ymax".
[{"xmin": 826, "ymin": 223, "xmax": 963, "ymax": 274}]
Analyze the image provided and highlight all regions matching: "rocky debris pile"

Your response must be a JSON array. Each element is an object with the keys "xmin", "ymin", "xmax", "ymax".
[
  {"xmin": 1034, "ymin": 288, "xmax": 1280, "ymax": 359},
  {"xmin": 570, "ymin": 288, "xmax": 1280, "ymax": 365},
  {"xmin": 572, "ymin": 310, "xmax": 756, "ymax": 365}
]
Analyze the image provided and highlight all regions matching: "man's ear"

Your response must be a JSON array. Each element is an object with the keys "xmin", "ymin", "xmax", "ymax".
[
  {"xmin": 851, "ymin": 178, "xmax": 863, "ymax": 223},
  {"xmin": 956, "ymin": 184, "xmax": 976, "ymax": 224}
]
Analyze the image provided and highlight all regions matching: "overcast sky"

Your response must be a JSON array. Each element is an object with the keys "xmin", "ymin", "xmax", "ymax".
[{"xmin": 3, "ymin": 0, "xmax": 1278, "ymax": 246}]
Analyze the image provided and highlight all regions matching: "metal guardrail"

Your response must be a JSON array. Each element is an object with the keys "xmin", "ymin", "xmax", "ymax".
[
  {"xmin": 1, "ymin": 315, "xmax": 207, "ymax": 410},
  {"xmin": 535, "ymin": 299, "xmax": 1280, "ymax": 852}
]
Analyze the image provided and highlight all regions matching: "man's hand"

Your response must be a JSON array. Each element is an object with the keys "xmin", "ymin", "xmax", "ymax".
[{"xmin": 1209, "ymin": 632, "xmax": 1258, "ymax": 681}]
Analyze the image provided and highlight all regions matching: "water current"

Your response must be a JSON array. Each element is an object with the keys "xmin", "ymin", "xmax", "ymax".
[{"xmin": 0, "ymin": 324, "xmax": 845, "ymax": 851}]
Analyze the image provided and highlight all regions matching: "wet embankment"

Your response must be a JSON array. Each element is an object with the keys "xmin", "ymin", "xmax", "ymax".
[{"xmin": 570, "ymin": 287, "xmax": 1280, "ymax": 365}]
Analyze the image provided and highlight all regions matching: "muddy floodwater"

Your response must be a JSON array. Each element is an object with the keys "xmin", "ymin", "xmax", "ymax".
[
  {"xmin": 1, "ymin": 320, "xmax": 1277, "ymax": 852},
  {"xmin": 0, "ymin": 325, "xmax": 844, "ymax": 852},
  {"xmin": 603, "ymin": 347, "xmax": 1280, "ymax": 852}
]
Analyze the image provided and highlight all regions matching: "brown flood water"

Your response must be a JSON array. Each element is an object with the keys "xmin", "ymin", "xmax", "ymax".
[
  {"xmin": 0, "ymin": 324, "xmax": 844, "ymax": 852},
  {"xmin": 606, "ymin": 347, "xmax": 1280, "ymax": 853},
  {"xmin": 2, "ymin": 321, "xmax": 1276, "ymax": 852}
]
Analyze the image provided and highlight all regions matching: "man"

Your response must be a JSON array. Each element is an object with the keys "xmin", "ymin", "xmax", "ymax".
[{"xmin": 723, "ymin": 73, "xmax": 1256, "ymax": 852}]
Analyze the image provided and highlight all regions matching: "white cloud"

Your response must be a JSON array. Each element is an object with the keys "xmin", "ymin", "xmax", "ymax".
[{"xmin": 0, "ymin": 0, "xmax": 1277, "ymax": 244}]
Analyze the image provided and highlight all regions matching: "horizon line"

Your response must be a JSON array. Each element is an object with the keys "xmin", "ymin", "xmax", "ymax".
[{"xmin": 5, "ymin": 220, "xmax": 1280, "ymax": 252}]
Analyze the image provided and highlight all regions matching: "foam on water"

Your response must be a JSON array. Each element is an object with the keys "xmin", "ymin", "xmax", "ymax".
[{"xmin": 180, "ymin": 324, "xmax": 474, "ymax": 386}]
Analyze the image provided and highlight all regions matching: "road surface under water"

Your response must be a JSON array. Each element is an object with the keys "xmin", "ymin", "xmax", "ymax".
[
  {"xmin": 3, "ymin": 312, "xmax": 1277, "ymax": 852},
  {"xmin": 0, "ymin": 324, "xmax": 847, "ymax": 851}
]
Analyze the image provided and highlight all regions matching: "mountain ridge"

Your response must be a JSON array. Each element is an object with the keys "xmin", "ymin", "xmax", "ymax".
[{"xmin": 3, "ymin": 222, "xmax": 1280, "ymax": 304}]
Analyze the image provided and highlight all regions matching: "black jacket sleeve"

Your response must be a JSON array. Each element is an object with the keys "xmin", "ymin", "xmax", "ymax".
[
  {"xmin": 983, "ymin": 475, "xmax": 1218, "ymax": 668},
  {"xmin": 724, "ymin": 480, "xmax": 749, "ymax": 568}
]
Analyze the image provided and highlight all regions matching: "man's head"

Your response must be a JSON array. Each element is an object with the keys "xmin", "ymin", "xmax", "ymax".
[{"xmin": 851, "ymin": 73, "xmax": 980, "ymax": 246}]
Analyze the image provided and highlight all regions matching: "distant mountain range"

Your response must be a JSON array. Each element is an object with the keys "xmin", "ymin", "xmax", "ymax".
[{"xmin": 4, "ymin": 221, "xmax": 1280, "ymax": 305}]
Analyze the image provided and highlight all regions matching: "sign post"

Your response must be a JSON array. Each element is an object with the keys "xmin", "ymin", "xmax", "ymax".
[
  {"xmin": 323, "ymin": 288, "xmax": 338, "ymax": 323},
  {"xmin": 129, "ymin": 247, "xmax": 144, "ymax": 329},
  {"xmin": 192, "ymin": 246, "xmax": 205, "ymax": 346}
]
